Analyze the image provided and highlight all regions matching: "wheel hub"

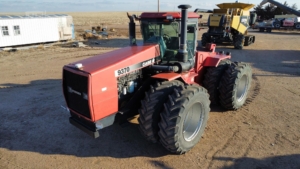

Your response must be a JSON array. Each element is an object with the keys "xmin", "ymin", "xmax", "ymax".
[
  {"xmin": 236, "ymin": 74, "xmax": 248, "ymax": 102},
  {"xmin": 183, "ymin": 102, "xmax": 204, "ymax": 142}
]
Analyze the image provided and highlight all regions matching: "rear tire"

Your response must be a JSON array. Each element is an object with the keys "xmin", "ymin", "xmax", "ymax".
[
  {"xmin": 259, "ymin": 28, "xmax": 264, "ymax": 32},
  {"xmin": 138, "ymin": 80, "xmax": 183, "ymax": 143},
  {"xmin": 203, "ymin": 59, "xmax": 231, "ymax": 105},
  {"xmin": 219, "ymin": 62, "xmax": 252, "ymax": 110},
  {"xmin": 244, "ymin": 35, "xmax": 255, "ymax": 46},
  {"xmin": 158, "ymin": 85, "xmax": 210, "ymax": 154},
  {"xmin": 274, "ymin": 22, "xmax": 281, "ymax": 29},
  {"xmin": 295, "ymin": 23, "xmax": 300, "ymax": 29},
  {"xmin": 233, "ymin": 34, "xmax": 245, "ymax": 49},
  {"xmin": 201, "ymin": 33, "xmax": 210, "ymax": 46}
]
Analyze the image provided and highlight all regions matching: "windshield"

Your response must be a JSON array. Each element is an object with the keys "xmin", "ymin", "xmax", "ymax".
[
  {"xmin": 141, "ymin": 22, "xmax": 179, "ymax": 50},
  {"xmin": 141, "ymin": 21, "xmax": 180, "ymax": 61},
  {"xmin": 141, "ymin": 21, "xmax": 197, "ymax": 61}
]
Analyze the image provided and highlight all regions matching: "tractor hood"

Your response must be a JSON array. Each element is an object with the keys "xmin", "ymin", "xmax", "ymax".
[
  {"xmin": 216, "ymin": 3, "xmax": 255, "ymax": 10},
  {"xmin": 63, "ymin": 44, "xmax": 160, "ymax": 122},
  {"xmin": 65, "ymin": 44, "xmax": 160, "ymax": 75}
]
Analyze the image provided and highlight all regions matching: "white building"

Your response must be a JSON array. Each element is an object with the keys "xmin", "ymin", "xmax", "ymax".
[{"xmin": 0, "ymin": 14, "xmax": 75, "ymax": 47}]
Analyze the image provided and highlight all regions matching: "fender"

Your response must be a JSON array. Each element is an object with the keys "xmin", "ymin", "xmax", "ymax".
[
  {"xmin": 151, "ymin": 71, "xmax": 198, "ymax": 84},
  {"xmin": 194, "ymin": 43, "xmax": 231, "ymax": 84},
  {"xmin": 151, "ymin": 72, "xmax": 181, "ymax": 81},
  {"xmin": 203, "ymin": 54, "xmax": 231, "ymax": 67},
  {"xmin": 194, "ymin": 43, "xmax": 231, "ymax": 72},
  {"xmin": 151, "ymin": 43, "xmax": 231, "ymax": 84}
]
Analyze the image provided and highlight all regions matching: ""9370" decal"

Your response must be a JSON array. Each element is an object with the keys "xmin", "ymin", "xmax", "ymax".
[
  {"xmin": 114, "ymin": 58, "xmax": 155, "ymax": 77},
  {"xmin": 116, "ymin": 67, "xmax": 130, "ymax": 76}
]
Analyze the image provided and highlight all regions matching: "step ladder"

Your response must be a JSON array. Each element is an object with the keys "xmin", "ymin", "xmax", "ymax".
[{"xmin": 224, "ymin": 8, "xmax": 233, "ymax": 37}]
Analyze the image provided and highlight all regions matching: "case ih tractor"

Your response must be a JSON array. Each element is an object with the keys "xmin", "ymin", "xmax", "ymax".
[
  {"xmin": 201, "ymin": 3, "xmax": 256, "ymax": 49},
  {"xmin": 62, "ymin": 5, "xmax": 252, "ymax": 154}
]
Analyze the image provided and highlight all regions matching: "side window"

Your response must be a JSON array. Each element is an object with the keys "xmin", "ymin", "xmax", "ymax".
[
  {"xmin": 13, "ymin": 25, "xmax": 21, "ymax": 35},
  {"xmin": 1, "ymin": 26, "xmax": 9, "ymax": 36}
]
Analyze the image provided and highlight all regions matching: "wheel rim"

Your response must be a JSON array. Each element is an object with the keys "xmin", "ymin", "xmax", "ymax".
[
  {"xmin": 236, "ymin": 75, "xmax": 248, "ymax": 102},
  {"xmin": 183, "ymin": 102, "xmax": 204, "ymax": 142}
]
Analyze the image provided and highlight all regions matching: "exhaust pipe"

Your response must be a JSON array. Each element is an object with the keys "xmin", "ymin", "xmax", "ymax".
[
  {"xmin": 174, "ymin": 4, "xmax": 194, "ymax": 73},
  {"xmin": 127, "ymin": 13, "xmax": 137, "ymax": 46},
  {"xmin": 177, "ymin": 4, "xmax": 191, "ymax": 63}
]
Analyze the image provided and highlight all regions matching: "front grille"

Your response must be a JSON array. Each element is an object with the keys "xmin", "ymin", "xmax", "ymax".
[{"xmin": 63, "ymin": 69, "xmax": 91, "ymax": 118}]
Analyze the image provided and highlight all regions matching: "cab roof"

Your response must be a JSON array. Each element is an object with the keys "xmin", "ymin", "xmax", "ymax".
[{"xmin": 140, "ymin": 12, "xmax": 200, "ymax": 19}]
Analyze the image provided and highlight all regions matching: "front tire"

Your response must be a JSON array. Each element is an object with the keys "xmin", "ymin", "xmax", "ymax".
[
  {"xmin": 201, "ymin": 33, "xmax": 210, "ymax": 46},
  {"xmin": 219, "ymin": 62, "xmax": 252, "ymax": 110},
  {"xmin": 233, "ymin": 34, "xmax": 245, "ymax": 49},
  {"xmin": 158, "ymin": 85, "xmax": 210, "ymax": 154},
  {"xmin": 138, "ymin": 80, "xmax": 183, "ymax": 143}
]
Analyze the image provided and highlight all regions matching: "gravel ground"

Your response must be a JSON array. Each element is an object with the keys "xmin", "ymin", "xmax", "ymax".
[{"xmin": 0, "ymin": 16, "xmax": 300, "ymax": 169}]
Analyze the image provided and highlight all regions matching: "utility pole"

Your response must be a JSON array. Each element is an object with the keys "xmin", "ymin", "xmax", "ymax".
[{"xmin": 158, "ymin": 0, "xmax": 160, "ymax": 12}]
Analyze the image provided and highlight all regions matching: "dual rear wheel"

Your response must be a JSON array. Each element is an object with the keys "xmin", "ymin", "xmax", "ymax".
[
  {"xmin": 203, "ymin": 60, "xmax": 252, "ymax": 110},
  {"xmin": 138, "ymin": 61, "xmax": 252, "ymax": 154}
]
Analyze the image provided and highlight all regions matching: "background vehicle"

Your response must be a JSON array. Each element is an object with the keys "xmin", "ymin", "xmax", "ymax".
[
  {"xmin": 273, "ymin": 16, "xmax": 300, "ymax": 29},
  {"xmin": 257, "ymin": 19, "xmax": 274, "ymax": 32},
  {"xmin": 62, "ymin": 4, "xmax": 252, "ymax": 154},
  {"xmin": 258, "ymin": 0, "xmax": 300, "ymax": 32},
  {"xmin": 201, "ymin": 2, "xmax": 256, "ymax": 49}
]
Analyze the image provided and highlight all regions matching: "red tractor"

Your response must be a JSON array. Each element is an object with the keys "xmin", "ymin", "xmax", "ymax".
[{"xmin": 62, "ymin": 5, "xmax": 252, "ymax": 154}]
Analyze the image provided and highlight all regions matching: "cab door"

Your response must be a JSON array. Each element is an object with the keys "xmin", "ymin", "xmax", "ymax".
[{"xmin": 283, "ymin": 18, "xmax": 295, "ymax": 27}]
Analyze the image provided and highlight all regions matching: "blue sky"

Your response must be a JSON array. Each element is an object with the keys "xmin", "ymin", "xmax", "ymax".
[{"xmin": 0, "ymin": 0, "xmax": 299, "ymax": 12}]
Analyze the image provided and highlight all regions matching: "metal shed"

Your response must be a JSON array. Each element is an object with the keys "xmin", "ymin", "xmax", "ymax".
[{"xmin": 0, "ymin": 14, "xmax": 75, "ymax": 47}]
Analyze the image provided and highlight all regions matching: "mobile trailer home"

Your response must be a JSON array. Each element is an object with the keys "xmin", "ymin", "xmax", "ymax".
[{"xmin": 0, "ymin": 14, "xmax": 74, "ymax": 48}]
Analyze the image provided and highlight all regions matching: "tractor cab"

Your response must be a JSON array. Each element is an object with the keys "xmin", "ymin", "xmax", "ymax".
[{"xmin": 137, "ymin": 12, "xmax": 200, "ymax": 62}]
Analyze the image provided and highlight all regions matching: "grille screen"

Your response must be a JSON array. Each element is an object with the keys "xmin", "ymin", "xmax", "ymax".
[{"xmin": 63, "ymin": 69, "xmax": 91, "ymax": 118}]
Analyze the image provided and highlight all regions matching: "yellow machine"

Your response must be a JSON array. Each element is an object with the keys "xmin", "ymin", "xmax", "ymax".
[{"xmin": 201, "ymin": 2, "xmax": 257, "ymax": 49}]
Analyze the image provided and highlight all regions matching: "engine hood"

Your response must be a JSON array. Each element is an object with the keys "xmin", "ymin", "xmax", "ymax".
[
  {"xmin": 63, "ymin": 44, "xmax": 160, "ymax": 122},
  {"xmin": 65, "ymin": 44, "xmax": 160, "ymax": 75}
]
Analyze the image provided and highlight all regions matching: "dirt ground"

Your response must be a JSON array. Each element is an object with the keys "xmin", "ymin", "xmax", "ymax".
[{"xmin": 1, "ymin": 12, "xmax": 300, "ymax": 169}]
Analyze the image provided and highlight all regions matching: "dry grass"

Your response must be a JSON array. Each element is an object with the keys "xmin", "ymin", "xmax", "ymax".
[{"xmin": 67, "ymin": 12, "xmax": 210, "ymax": 40}]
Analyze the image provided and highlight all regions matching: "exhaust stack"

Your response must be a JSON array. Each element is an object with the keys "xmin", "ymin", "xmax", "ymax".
[
  {"xmin": 177, "ymin": 4, "xmax": 191, "ymax": 63},
  {"xmin": 127, "ymin": 13, "xmax": 137, "ymax": 46}
]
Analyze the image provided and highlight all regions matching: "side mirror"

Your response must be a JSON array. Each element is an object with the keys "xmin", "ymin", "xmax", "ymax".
[{"xmin": 199, "ymin": 15, "xmax": 203, "ymax": 19}]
